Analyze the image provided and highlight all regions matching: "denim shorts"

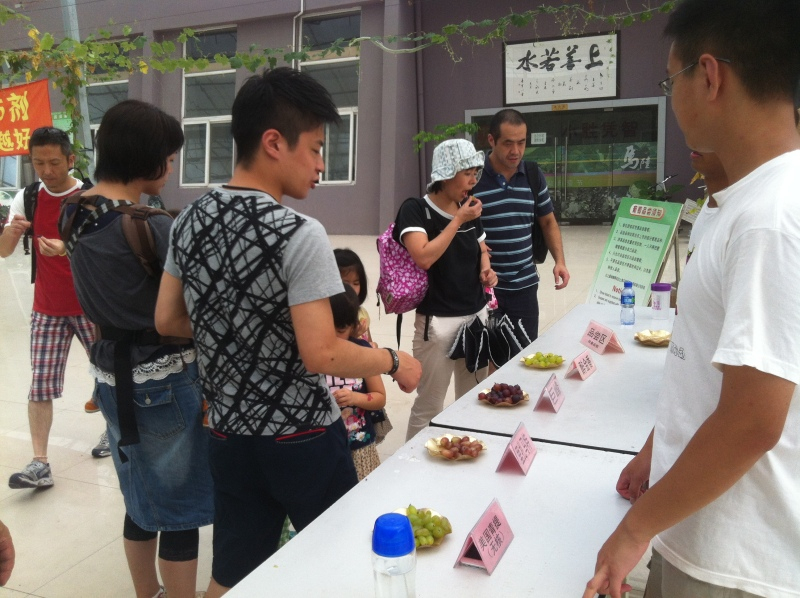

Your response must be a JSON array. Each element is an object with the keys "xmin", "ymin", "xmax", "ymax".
[
  {"xmin": 208, "ymin": 418, "xmax": 358, "ymax": 588},
  {"xmin": 95, "ymin": 360, "xmax": 214, "ymax": 532}
]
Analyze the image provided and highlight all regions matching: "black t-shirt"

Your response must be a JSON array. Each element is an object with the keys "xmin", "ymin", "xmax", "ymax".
[{"xmin": 393, "ymin": 196, "xmax": 486, "ymax": 317}]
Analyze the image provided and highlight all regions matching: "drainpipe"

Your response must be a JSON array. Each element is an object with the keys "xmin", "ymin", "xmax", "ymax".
[
  {"xmin": 291, "ymin": 0, "xmax": 305, "ymax": 70},
  {"xmin": 414, "ymin": 0, "xmax": 426, "ymax": 195}
]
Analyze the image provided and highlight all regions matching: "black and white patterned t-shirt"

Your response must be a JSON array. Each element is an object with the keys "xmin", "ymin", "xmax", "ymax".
[{"xmin": 164, "ymin": 188, "xmax": 344, "ymax": 435}]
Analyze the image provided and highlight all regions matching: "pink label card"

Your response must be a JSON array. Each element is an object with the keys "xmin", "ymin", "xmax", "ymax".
[
  {"xmin": 565, "ymin": 350, "xmax": 597, "ymax": 380},
  {"xmin": 580, "ymin": 320, "xmax": 625, "ymax": 355},
  {"xmin": 533, "ymin": 373, "xmax": 565, "ymax": 412},
  {"xmin": 496, "ymin": 422, "xmax": 537, "ymax": 475},
  {"xmin": 454, "ymin": 499, "xmax": 514, "ymax": 575}
]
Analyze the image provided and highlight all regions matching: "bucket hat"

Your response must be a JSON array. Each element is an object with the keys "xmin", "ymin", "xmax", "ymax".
[{"xmin": 427, "ymin": 139, "xmax": 485, "ymax": 192}]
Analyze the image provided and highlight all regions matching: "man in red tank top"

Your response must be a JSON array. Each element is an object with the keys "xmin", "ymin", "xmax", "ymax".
[{"xmin": 0, "ymin": 127, "xmax": 106, "ymax": 490}]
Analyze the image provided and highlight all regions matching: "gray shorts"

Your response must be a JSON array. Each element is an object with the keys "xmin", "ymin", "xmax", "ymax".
[{"xmin": 645, "ymin": 550, "xmax": 764, "ymax": 598}]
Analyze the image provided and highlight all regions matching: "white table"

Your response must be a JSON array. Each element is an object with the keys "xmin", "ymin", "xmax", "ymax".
[
  {"xmin": 226, "ymin": 428, "xmax": 631, "ymax": 597},
  {"xmin": 431, "ymin": 304, "xmax": 674, "ymax": 454}
]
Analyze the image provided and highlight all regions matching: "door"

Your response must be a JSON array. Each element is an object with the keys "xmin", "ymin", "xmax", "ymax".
[{"xmin": 472, "ymin": 104, "xmax": 660, "ymax": 224}]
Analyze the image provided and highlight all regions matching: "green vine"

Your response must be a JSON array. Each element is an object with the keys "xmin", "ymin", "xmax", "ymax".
[{"xmin": 0, "ymin": 1, "xmax": 677, "ymax": 165}]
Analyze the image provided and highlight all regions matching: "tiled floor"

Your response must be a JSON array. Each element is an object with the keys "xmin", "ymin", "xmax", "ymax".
[{"xmin": 0, "ymin": 225, "xmax": 687, "ymax": 596}]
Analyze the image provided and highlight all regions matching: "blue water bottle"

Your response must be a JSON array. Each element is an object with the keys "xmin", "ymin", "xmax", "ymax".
[{"xmin": 620, "ymin": 280, "xmax": 635, "ymax": 325}]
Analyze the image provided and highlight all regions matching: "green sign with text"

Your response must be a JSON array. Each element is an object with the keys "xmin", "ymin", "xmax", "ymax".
[{"xmin": 588, "ymin": 197, "xmax": 683, "ymax": 307}]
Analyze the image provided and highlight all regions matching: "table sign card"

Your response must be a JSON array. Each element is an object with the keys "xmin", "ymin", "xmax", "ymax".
[
  {"xmin": 496, "ymin": 422, "xmax": 537, "ymax": 474},
  {"xmin": 580, "ymin": 320, "xmax": 625, "ymax": 354},
  {"xmin": 565, "ymin": 350, "xmax": 597, "ymax": 380},
  {"xmin": 454, "ymin": 499, "xmax": 514, "ymax": 575},
  {"xmin": 533, "ymin": 373, "xmax": 565, "ymax": 412}
]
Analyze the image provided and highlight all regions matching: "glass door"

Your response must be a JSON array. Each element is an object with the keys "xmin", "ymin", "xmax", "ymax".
[{"xmin": 471, "ymin": 103, "xmax": 661, "ymax": 224}]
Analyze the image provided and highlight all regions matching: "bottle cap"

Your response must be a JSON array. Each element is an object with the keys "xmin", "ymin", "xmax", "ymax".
[
  {"xmin": 624, "ymin": 280, "xmax": 633, "ymax": 288},
  {"xmin": 372, "ymin": 513, "xmax": 415, "ymax": 557},
  {"xmin": 651, "ymin": 283, "xmax": 672, "ymax": 292}
]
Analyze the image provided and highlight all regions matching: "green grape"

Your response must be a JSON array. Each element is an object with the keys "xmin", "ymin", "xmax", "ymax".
[
  {"xmin": 432, "ymin": 526, "xmax": 444, "ymax": 539},
  {"xmin": 407, "ymin": 505, "xmax": 418, "ymax": 516},
  {"xmin": 424, "ymin": 521, "xmax": 435, "ymax": 532}
]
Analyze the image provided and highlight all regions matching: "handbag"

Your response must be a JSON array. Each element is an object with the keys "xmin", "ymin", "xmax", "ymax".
[
  {"xmin": 486, "ymin": 312, "xmax": 532, "ymax": 367},
  {"xmin": 525, "ymin": 161, "xmax": 549, "ymax": 264}
]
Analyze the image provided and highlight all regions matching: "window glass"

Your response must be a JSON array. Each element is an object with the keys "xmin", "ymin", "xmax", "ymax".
[
  {"xmin": 186, "ymin": 30, "xmax": 237, "ymax": 60},
  {"xmin": 185, "ymin": 72, "xmax": 236, "ymax": 118},
  {"xmin": 87, "ymin": 83, "xmax": 129, "ymax": 125},
  {"xmin": 302, "ymin": 62, "xmax": 359, "ymax": 108},
  {"xmin": 182, "ymin": 124, "xmax": 207, "ymax": 185},
  {"xmin": 209, "ymin": 122, "xmax": 234, "ymax": 181},
  {"xmin": 324, "ymin": 114, "xmax": 353, "ymax": 181},
  {"xmin": 0, "ymin": 156, "xmax": 19, "ymax": 188},
  {"xmin": 302, "ymin": 14, "xmax": 360, "ymax": 50}
]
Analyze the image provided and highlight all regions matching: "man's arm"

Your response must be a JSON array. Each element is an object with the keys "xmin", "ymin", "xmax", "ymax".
[
  {"xmin": 155, "ymin": 271, "xmax": 193, "ymax": 338},
  {"xmin": 538, "ymin": 212, "xmax": 569, "ymax": 289},
  {"xmin": 584, "ymin": 364, "xmax": 794, "ymax": 598},
  {"xmin": 291, "ymin": 298, "xmax": 421, "ymax": 393},
  {"xmin": 0, "ymin": 215, "xmax": 29, "ymax": 258}
]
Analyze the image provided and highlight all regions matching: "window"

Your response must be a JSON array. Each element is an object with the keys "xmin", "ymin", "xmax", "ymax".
[
  {"xmin": 0, "ymin": 155, "xmax": 20, "ymax": 190},
  {"xmin": 181, "ymin": 30, "xmax": 236, "ymax": 186},
  {"xmin": 299, "ymin": 13, "xmax": 360, "ymax": 183},
  {"xmin": 88, "ymin": 80, "xmax": 129, "ymax": 163}
]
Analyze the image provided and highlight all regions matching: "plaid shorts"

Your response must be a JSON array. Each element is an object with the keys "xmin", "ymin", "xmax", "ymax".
[{"xmin": 29, "ymin": 311, "xmax": 95, "ymax": 402}]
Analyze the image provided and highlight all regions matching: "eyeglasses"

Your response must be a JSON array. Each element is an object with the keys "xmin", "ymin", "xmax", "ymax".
[{"xmin": 658, "ymin": 57, "xmax": 731, "ymax": 96}]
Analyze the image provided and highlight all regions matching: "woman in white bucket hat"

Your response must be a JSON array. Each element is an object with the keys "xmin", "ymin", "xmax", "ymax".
[{"xmin": 394, "ymin": 138, "xmax": 498, "ymax": 440}]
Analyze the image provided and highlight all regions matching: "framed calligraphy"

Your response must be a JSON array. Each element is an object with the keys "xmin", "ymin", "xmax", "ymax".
[{"xmin": 504, "ymin": 32, "xmax": 618, "ymax": 105}]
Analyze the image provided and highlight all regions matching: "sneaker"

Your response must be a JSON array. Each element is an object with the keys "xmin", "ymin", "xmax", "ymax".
[
  {"xmin": 8, "ymin": 460, "xmax": 53, "ymax": 489},
  {"xmin": 91, "ymin": 431, "xmax": 111, "ymax": 458},
  {"xmin": 85, "ymin": 399, "xmax": 100, "ymax": 414}
]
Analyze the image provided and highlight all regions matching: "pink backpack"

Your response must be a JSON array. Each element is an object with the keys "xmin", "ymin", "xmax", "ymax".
[{"xmin": 376, "ymin": 199, "xmax": 430, "ymax": 315}]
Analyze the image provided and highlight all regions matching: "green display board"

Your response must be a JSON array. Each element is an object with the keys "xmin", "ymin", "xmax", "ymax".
[{"xmin": 588, "ymin": 197, "xmax": 683, "ymax": 307}]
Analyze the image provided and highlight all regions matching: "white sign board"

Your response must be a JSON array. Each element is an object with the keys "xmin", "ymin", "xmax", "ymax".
[{"xmin": 505, "ymin": 33, "xmax": 618, "ymax": 105}]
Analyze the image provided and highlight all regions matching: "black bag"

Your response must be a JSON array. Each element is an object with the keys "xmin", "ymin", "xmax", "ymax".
[
  {"xmin": 447, "ymin": 316, "xmax": 490, "ymax": 374},
  {"xmin": 524, "ymin": 161, "xmax": 549, "ymax": 264},
  {"xmin": 486, "ymin": 312, "xmax": 533, "ymax": 368}
]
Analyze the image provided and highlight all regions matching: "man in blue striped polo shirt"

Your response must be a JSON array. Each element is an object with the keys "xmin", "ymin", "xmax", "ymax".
[{"xmin": 472, "ymin": 108, "xmax": 569, "ymax": 346}]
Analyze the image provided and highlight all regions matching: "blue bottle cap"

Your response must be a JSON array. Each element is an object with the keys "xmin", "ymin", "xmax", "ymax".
[
  {"xmin": 624, "ymin": 280, "xmax": 633, "ymax": 288},
  {"xmin": 372, "ymin": 513, "xmax": 415, "ymax": 557}
]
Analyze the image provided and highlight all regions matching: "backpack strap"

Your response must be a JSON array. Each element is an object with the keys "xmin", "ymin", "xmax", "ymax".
[
  {"xmin": 120, "ymin": 205, "xmax": 171, "ymax": 278},
  {"xmin": 524, "ymin": 161, "xmax": 549, "ymax": 264},
  {"xmin": 22, "ymin": 182, "xmax": 40, "ymax": 282},
  {"xmin": 60, "ymin": 195, "xmax": 170, "ymax": 278}
]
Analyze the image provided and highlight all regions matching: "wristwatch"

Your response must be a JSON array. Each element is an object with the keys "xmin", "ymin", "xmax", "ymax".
[{"xmin": 383, "ymin": 347, "xmax": 400, "ymax": 376}]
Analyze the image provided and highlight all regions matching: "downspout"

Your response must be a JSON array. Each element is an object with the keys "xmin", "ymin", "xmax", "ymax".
[
  {"xmin": 291, "ymin": 0, "xmax": 305, "ymax": 70},
  {"xmin": 414, "ymin": 0, "xmax": 426, "ymax": 195}
]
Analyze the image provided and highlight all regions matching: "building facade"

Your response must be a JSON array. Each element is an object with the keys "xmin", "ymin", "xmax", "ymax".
[{"xmin": 1, "ymin": 0, "xmax": 689, "ymax": 234}]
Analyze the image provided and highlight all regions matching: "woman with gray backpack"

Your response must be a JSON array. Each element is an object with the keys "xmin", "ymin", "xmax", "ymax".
[{"xmin": 394, "ymin": 139, "xmax": 498, "ymax": 441}]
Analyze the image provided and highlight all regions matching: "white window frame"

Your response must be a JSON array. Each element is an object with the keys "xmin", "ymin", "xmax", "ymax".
[
  {"xmin": 298, "ymin": 12, "xmax": 360, "ymax": 185},
  {"xmin": 180, "ymin": 30, "xmax": 236, "ymax": 187}
]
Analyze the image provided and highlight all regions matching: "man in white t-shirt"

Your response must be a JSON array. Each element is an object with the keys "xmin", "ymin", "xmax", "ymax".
[{"xmin": 583, "ymin": 1, "xmax": 800, "ymax": 597}]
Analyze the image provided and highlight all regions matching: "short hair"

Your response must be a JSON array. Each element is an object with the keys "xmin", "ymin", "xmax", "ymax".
[
  {"xmin": 329, "ymin": 284, "xmax": 361, "ymax": 332},
  {"xmin": 488, "ymin": 109, "xmax": 527, "ymax": 141},
  {"xmin": 664, "ymin": 0, "xmax": 800, "ymax": 104},
  {"xmin": 29, "ymin": 127, "xmax": 72, "ymax": 158},
  {"xmin": 334, "ymin": 248, "xmax": 368, "ymax": 305},
  {"xmin": 427, "ymin": 181, "xmax": 443, "ymax": 194},
  {"xmin": 231, "ymin": 67, "xmax": 341, "ymax": 166},
  {"xmin": 94, "ymin": 100, "xmax": 184, "ymax": 184}
]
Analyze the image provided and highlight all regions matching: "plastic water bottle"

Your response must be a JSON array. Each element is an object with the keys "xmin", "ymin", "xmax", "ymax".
[
  {"xmin": 372, "ymin": 513, "xmax": 416, "ymax": 598},
  {"xmin": 620, "ymin": 280, "xmax": 635, "ymax": 325}
]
